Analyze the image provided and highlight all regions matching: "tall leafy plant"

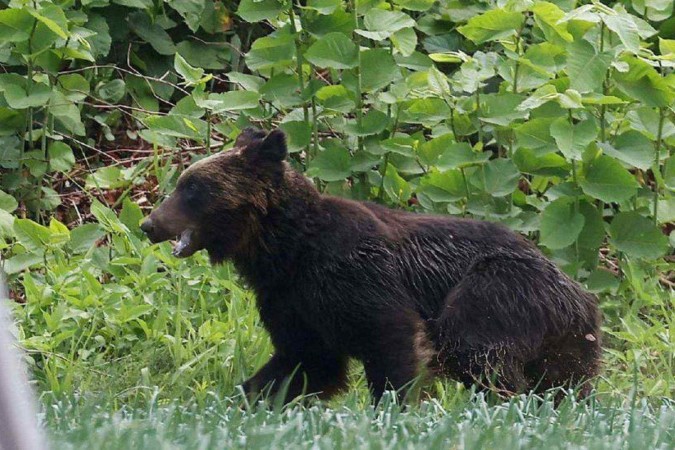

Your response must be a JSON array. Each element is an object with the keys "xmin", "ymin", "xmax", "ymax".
[{"xmin": 140, "ymin": 0, "xmax": 674, "ymax": 283}]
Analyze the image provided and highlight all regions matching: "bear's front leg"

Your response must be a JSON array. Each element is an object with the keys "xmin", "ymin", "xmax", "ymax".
[
  {"xmin": 360, "ymin": 309, "xmax": 432, "ymax": 404},
  {"xmin": 242, "ymin": 352, "xmax": 348, "ymax": 404}
]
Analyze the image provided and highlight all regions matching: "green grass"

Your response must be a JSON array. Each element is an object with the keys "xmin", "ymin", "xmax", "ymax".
[{"xmin": 43, "ymin": 392, "xmax": 675, "ymax": 450}]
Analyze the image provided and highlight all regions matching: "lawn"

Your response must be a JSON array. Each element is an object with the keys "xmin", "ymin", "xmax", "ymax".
[{"xmin": 43, "ymin": 391, "xmax": 675, "ymax": 449}]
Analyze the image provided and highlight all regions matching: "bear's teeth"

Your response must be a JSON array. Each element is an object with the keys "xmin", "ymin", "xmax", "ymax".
[{"xmin": 172, "ymin": 229, "xmax": 193, "ymax": 257}]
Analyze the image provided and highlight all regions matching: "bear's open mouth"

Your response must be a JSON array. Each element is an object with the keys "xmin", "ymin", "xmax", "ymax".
[{"xmin": 171, "ymin": 229, "xmax": 200, "ymax": 258}]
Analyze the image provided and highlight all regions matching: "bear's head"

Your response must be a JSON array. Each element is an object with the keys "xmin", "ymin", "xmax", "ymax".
[{"xmin": 140, "ymin": 128, "xmax": 289, "ymax": 260}]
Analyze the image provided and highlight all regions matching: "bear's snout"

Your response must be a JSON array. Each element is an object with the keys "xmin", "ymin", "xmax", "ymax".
[
  {"xmin": 140, "ymin": 217, "xmax": 165, "ymax": 243},
  {"xmin": 140, "ymin": 218, "xmax": 154, "ymax": 235}
]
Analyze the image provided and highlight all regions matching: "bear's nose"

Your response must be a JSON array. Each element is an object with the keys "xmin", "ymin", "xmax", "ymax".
[{"xmin": 140, "ymin": 219, "xmax": 154, "ymax": 235}]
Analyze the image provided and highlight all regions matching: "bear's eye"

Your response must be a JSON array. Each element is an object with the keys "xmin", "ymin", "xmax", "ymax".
[{"xmin": 182, "ymin": 180, "xmax": 199, "ymax": 195}]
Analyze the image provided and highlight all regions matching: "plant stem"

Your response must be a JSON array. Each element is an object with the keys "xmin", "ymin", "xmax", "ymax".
[
  {"xmin": 289, "ymin": 6, "xmax": 309, "ymax": 127},
  {"xmin": 205, "ymin": 110, "xmax": 212, "ymax": 156},
  {"xmin": 310, "ymin": 70, "xmax": 321, "ymax": 189},
  {"xmin": 461, "ymin": 167, "xmax": 470, "ymax": 217},
  {"xmin": 351, "ymin": 0, "xmax": 363, "ymax": 154},
  {"xmin": 512, "ymin": 14, "xmax": 527, "ymax": 94},
  {"xmin": 174, "ymin": 274, "xmax": 184, "ymax": 365},
  {"xmin": 475, "ymin": 89, "xmax": 483, "ymax": 144},
  {"xmin": 20, "ymin": 19, "xmax": 38, "ymax": 179},
  {"xmin": 568, "ymin": 108, "xmax": 581, "ymax": 259},
  {"xmin": 377, "ymin": 153, "xmax": 390, "ymax": 201},
  {"xmin": 653, "ymin": 107, "xmax": 665, "ymax": 225},
  {"xmin": 599, "ymin": 22, "xmax": 608, "ymax": 142}
]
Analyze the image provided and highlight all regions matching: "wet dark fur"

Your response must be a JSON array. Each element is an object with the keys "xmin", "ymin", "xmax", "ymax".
[{"xmin": 142, "ymin": 129, "xmax": 602, "ymax": 403}]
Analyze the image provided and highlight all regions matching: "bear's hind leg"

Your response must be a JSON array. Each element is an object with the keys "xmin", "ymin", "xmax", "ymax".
[
  {"xmin": 444, "ymin": 345, "xmax": 529, "ymax": 395},
  {"xmin": 525, "ymin": 331, "xmax": 602, "ymax": 399},
  {"xmin": 434, "ymin": 254, "xmax": 556, "ymax": 395}
]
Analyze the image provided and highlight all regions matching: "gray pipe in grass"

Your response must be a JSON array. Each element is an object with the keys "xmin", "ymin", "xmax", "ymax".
[{"xmin": 0, "ymin": 271, "xmax": 47, "ymax": 450}]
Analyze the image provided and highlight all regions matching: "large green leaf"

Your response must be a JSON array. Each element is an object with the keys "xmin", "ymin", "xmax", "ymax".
[
  {"xmin": 601, "ymin": 12, "xmax": 640, "ymax": 54},
  {"xmin": 246, "ymin": 34, "xmax": 296, "ymax": 71},
  {"xmin": 383, "ymin": 164, "xmax": 412, "ymax": 203},
  {"xmin": 86, "ymin": 166, "xmax": 132, "ymax": 190},
  {"xmin": 565, "ymin": 40, "xmax": 612, "ymax": 93},
  {"xmin": 531, "ymin": 2, "xmax": 573, "ymax": 45},
  {"xmin": 0, "ymin": 8, "xmax": 34, "ymax": 44},
  {"xmin": 610, "ymin": 212, "xmax": 668, "ymax": 259},
  {"xmin": 598, "ymin": 131, "xmax": 654, "ymax": 171},
  {"xmin": 177, "ymin": 40, "xmax": 231, "ymax": 70},
  {"xmin": 0, "ymin": 136, "xmax": 21, "ymax": 169},
  {"xmin": 418, "ymin": 170, "xmax": 466, "ymax": 202},
  {"xmin": 279, "ymin": 121, "xmax": 311, "ymax": 152},
  {"xmin": 0, "ymin": 190, "xmax": 18, "ymax": 212},
  {"xmin": 237, "ymin": 0, "xmax": 283, "ymax": 23},
  {"xmin": 380, "ymin": 136, "xmax": 416, "ymax": 157},
  {"xmin": 418, "ymin": 133, "xmax": 452, "ymax": 166},
  {"xmin": 512, "ymin": 148, "xmax": 570, "ymax": 177},
  {"xmin": 199, "ymin": 91, "xmax": 261, "ymax": 112},
  {"xmin": 0, "ymin": 74, "xmax": 51, "ymax": 109},
  {"xmin": 58, "ymin": 74, "xmax": 90, "ymax": 102},
  {"xmin": 576, "ymin": 200, "xmax": 605, "ymax": 250},
  {"xmin": 49, "ymin": 91, "xmax": 86, "ymax": 136},
  {"xmin": 471, "ymin": 159, "xmax": 520, "ymax": 197},
  {"xmin": 69, "ymin": 223, "xmax": 106, "ymax": 254},
  {"xmin": 436, "ymin": 143, "xmax": 490, "ymax": 170},
  {"xmin": 85, "ymin": 14, "xmax": 111, "ymax": 58},
  {"xmin": 315, "ymin": 85, "xmax": 355, "ymax": 112},
  {"xmin": 48, "ymin": 142, "xmax": 75, "ymax": 173},
  {"xmin": 360, "ymin": 49, "xmax": 399, "ymax": 92},
  {"xmin": 514, "ymin": 118, "xmax": 559, "ymax": 155},
  {"xmin": 393, "ymin": 0, "xmax": 435, "ymax": 11},
  {"xmin": 113, "ymin": 0, "xmax": 153, "ymax": 7},
  {"xmin": 356, "ymin": 9, "xmax": 415, "ymax": 41},
  {"xmin": 626, "ymin": 107, "xmax": 675, "ymax": 141},
  {"xmin": 27, "ymin": 5, "xmax": 69, "ymax": 39},
  {"xmin": 14, "ymin": 219, "xmax": 52, "ymax": 252},
  {"xmin": 305, "ymin": 10, "xmax": 356, "ymax": 37},
  {"xmin": 305, "ymin": 33, "xmax": 359, "ymax": 69},
  {"xmin": 550, "ymin": 117, "xmax": 598, "ymax": 161},
  {"xmin": 128, "ymin": 12, "xmax": 176, "ymax": 55},
  {"xmin": 665, "ymin": 157, "xmax": 675, "ymax": 190},
  {"xmin": 174, "ymin": 53, "xmax": 208, "ymax": 85},
  {"xmin": 479, "ymin": 93, "xmax": 528, "ymax": 126},
  {"xmin": 0, "ymin": 209, "xmax": 14, "ymax": 238},
  {"xmin": 90, "ymin": 200, "xmax": 129, "ymax": 234},
  {"xmin": 166, "ymin": 0, "xmax": 206, "ymax": 32},
  {"xmin": 391, "ymin": 28, "xmax": 417, "ymax": 57},
  {"xmin": 457, "ymin": 9, "xmax": 523, "ymax": 44},
  {"xmin": 97, "ymin": 79, "xmax": 126, "ymax": 102},
  {"xmin": 580, "ymin": 155, "xmax": 639, "ymax": 203},
  {"xmin": 144, "ymin": 114, "xmax": 208, "ymax": 139},
  {"xmin": 400, "ymin": 98, "xmax": 451, "ymax": 125},
  {"xmin": 540, "ymin": 198, "xmax": 585, "ymax": 250},
  {"xmin": 260, "ymin": 74, "xmax": 302, "ymax": 107},
  {"xmin": 614, "ymin": 56, "xmax": 673, "ymax": 108},
  {"xmin": 344, "ymin": 109, "xmax": 389, "ymax": 136},
  {"xmin": 307, "ymin": 144, "xmax": 353, "ymax": 181},
  {"xmin": 306, "ymin": 0, "xmax": 342, "ymax": 15}
]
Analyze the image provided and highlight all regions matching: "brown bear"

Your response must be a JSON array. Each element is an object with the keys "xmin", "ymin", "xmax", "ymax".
[{"xmin": 141, "ymin": 128, "xmax": 602, "ymax": 403}]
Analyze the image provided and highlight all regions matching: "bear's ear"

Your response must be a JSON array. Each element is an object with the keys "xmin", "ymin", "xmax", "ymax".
[
  {"xmin": 235, "ymin": 127, "xmax": 266, "ymax": 148},
  {"xmin": 256, "ymin": 129, "xmax": 288, "ymax": 162}
]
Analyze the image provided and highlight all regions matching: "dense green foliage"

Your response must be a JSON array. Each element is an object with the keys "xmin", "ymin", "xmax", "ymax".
[{"xmin": 0, "ymin": 0, "xmax": 673, "ymax": 447}]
